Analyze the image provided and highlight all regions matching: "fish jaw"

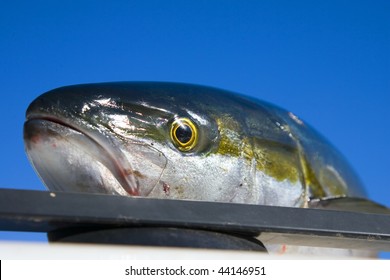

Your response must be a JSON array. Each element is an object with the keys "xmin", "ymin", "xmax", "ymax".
[{"xmin": 24, "ymin": 118, "xmax": 166, "ymax": 196}]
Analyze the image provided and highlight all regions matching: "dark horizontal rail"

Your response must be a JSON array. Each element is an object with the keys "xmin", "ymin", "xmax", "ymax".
[{"xmin": 0, "ymin": 189, "xmax": 389, "ymax": 251}]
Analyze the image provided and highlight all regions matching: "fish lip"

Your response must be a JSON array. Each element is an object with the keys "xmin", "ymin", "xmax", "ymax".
[{"xmin": 25, "ymin": 113, "xmax": 140, "ymax": 196}]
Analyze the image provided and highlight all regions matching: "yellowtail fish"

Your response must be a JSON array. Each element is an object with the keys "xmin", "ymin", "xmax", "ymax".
[{"xmin": 24, "ymin": 82, "xmax": 388, "ymax": 256}]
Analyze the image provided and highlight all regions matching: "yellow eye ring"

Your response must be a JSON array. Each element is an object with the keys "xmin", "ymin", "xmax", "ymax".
[{"xmin": 170, "ymin": 118, "xmax": 198, "ymax": 152}]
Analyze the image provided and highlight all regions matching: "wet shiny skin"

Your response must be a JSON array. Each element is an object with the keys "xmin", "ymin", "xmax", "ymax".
[{"xmin": 24, "ymin": 82, "xmax": 375, "ymax": 256}]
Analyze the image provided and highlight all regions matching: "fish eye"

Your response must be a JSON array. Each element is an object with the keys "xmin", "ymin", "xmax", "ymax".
[{"xmin": 170, "ymin": 118, "xmax": 198, "ymax": 152}]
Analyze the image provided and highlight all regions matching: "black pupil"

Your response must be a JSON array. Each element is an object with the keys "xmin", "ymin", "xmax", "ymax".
[{"xmin": 175, "ymin": 124, "xmax": 192, "ymax": 144}]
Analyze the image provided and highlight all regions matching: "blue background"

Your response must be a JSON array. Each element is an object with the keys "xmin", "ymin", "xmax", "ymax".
[{"xmin": 0, "ymin": 1, "xmax": 389, "ymax": 258}]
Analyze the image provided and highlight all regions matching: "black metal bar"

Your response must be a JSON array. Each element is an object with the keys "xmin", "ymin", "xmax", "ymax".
[{"xmin": 0, "ymin": 189, "xmax": 389, "ymax": 251}]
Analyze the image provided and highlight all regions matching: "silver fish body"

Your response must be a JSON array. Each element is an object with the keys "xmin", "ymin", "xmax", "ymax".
[
  {"xmin": 24, "ymin": 82, "xmax": 380, "ymax": 256},
  {"xmin": 24, "ymin": 82, "xmax": 365, "ymax": 204}
]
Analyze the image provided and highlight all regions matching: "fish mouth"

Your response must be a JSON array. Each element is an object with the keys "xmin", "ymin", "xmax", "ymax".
[{"xmin": 24, "ymin": 115, "xmax": 165, "ymax": 196}]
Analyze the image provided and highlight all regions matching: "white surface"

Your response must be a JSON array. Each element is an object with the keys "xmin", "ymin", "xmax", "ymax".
[
  {"xmin": 0, "ymin": 241, "xmax": 363, "ymax": 260},
  {"xmin": 0, "ymin": 241, "xmax": 268, "ymax": 260}
]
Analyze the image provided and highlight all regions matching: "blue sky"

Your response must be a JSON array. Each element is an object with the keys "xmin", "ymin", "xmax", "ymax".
[{"xmin": 0, "ymin": 1, "xmax": 389, "ymax": 257}]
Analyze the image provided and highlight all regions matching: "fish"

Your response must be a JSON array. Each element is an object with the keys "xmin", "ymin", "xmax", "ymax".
[{"xmin": 24, "ymin": 82, "xmax": 388, "ymax": 255}]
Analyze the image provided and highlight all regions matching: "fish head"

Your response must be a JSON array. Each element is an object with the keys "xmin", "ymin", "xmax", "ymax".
[
  {"xmin": 25, "ymin": 82, "xmax": 388, "ymax": 257},
  {"xmin": 24, "ymin": 82, "xmax": 367, "ymax": 205},
  {"xmin": 24, "ymin": 82, "xmax": 223, "ymax": 198}
]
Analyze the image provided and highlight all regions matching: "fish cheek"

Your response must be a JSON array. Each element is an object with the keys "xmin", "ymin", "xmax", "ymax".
[{"xmin": 121, "ymin": 142, "xmax": 168, "ymax": 196}]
